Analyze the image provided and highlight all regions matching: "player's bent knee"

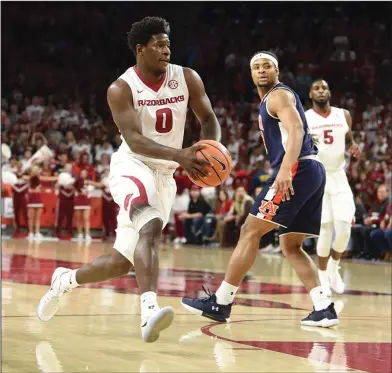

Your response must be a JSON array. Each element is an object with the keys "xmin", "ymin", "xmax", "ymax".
[
  {"xmin": 239, "ymin": 220, "xmax": 262, "ymax": 242},
  {"xmin": 280, "ymin": 234, "xmax": 304, "ymax": 257},
  {"xmin": 138, "ymin": 218, "xmax": 163, "ymax": 250},
  {"xmin": 243, "ymin": 215, "xmax": 277, "ymax": 238},
  {"xmin": 139, "ymin": 217, "xmax": 163, "ymax": 235},
  {"xmin": 113, "ymin": 226, "xmax": 140, "ymax": 265},
  {"xmin": 281, "ymin": 243, "xmax": 302, "ymax": 258},
  {"xmin": 333, "ymin": 221, "xmax": 351, "ymax": 253},
  {"xmin": 109, "ymin": 250, "xmax": 133, "ymax": 277},
  {"xmin": 317, "ymin": 222, "xmax": 334, "ymax": 257}
]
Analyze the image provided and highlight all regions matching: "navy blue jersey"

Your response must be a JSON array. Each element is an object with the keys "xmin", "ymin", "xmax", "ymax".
[{"xmin": 258, "ymin": 82, "xmax": 318, "ymax": 169}]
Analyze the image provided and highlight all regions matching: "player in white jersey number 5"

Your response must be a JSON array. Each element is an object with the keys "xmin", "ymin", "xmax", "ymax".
[
  {"xmin": 306, "ymin": 79, "xmax": 361, "ymax": 296},
  {"xmin": 37, "ymin": 17, "xmax": 221, "ymax": 342}
]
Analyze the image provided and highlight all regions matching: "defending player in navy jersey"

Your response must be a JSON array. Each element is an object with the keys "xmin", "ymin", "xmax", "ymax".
[{"xmin": 182, "ymin": 51, "xmax": 339, "ymax": 328}]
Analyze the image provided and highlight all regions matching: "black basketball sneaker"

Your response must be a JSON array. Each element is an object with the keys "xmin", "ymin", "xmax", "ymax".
[
  {"xmin": 301, "ymin": 302, "xmax": 340, "ymax": 328},
  {"xmin": 181, "ymin": 286, "xmax": 233, "ymax": 322}
]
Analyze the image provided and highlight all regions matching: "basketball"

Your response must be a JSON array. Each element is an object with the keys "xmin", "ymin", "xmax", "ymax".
[{"xmin": 187, "ymin": 140, "xmax": 233, "ymax": 187}]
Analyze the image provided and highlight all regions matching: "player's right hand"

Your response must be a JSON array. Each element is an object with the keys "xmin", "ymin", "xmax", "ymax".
[
  {"xmin": 174, "ymin": 144, "xmax": 212, "ymax": 181},
  {"xmin": 273, "ymin": 166, "xmax": 294, "ymax": 202}
]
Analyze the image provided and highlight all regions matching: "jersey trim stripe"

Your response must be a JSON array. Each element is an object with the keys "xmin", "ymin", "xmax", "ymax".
[
  {"xmin": 278, "ymin": 121, "xmax": 288, "ymax": 151},
  {"xmin": 265, "ymin": 87, "xmax": 297, "ymax": 120},
  {"xmin": 311, "ymin": 108, "xmax": 332, "ymax": 119},
  {"xmin": 133, "ymin": 66, "xmax": 167, "ymax": 93}
]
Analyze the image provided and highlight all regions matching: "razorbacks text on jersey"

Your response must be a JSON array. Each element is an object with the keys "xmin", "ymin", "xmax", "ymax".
[
  {"xmin": 258, "ymin": 82, "xmax": 318, "ymax": 169},
  {"xmin": 305, "ymin": 107, "xmax": 348, "ymax": 171},
  {"xmin": 118, "ymin": 64, "xmax": 189, "ymax": 168}
]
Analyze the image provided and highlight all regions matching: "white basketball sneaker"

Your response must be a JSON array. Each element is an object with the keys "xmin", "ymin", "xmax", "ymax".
[
  {"xmin": 37, "ymin": 267, "xmax": 73, "ymax": 321},
  {"xmin": 141, "ymin": 306, "xmax": 175, "ymax": 343},
  {"xmin": 328, "ymin": 260, "xmax": 345, "ymax": 294},
  {"xmin": 318, "ymin": 269, "xmax": 332, "ymax": 297}
]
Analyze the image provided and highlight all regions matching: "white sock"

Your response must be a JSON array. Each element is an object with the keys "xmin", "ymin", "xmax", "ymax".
[
  {"xmin": 318, "ymin": 269, "xmax": 329, "ymax": 282},
  {"xmin": 59, "ymin": 269, "xmax": 79, "ymax": 289},
  {"xmin": 328, "ymin": 257, "xmax": 340, "ymax": 271},
  {"xmin": 310, "ymin": 286, "xmax": 331, "ymax": 311},
  {"xmin": 216, "ymin": 281, "xmax": 238, "ymax": 305},
  {"xmin": 70, "ymin": 269, "xmax": 79, "ymax": 287},
  {"xmin": 140, "ymin": 291, "xmax": 159, "ymax": 325}
]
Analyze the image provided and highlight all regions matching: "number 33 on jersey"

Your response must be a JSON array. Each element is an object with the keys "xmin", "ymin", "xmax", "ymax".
[{"xmin": 305, "ymin": 107, "xmax": 349, "ymax": 171}]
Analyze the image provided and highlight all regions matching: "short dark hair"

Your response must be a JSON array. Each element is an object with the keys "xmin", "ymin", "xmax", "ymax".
[
  {"xmin": 311, "ymin": 78, "xmax": 330, "ymax": 88},
  {"xmin": 251, "ymin": 50, "xmax": 279, "ymax": 62},
  {"xmin": 127, "ymin": 16, "xmax": 170, "ymax": 56}
]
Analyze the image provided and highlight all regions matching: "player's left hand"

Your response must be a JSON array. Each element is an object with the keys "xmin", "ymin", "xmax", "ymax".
[
  {"xmin": 348, "ymin": 143, "xmax": 361, "ymax": 158},
  {"xmin": 273, "ymin": 167, "xmax": 294, "ymax": 202}
]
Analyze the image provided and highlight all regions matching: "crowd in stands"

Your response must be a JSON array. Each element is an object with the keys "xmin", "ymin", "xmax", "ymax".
[{"xmin": 1, "ymin": 2, "xmax": 391, "ymax": 260}]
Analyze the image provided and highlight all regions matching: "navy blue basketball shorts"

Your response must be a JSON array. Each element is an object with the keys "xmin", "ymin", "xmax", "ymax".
[{"xmin": 250, "ymin": 159, "xmax": 326, "ymax": 237}]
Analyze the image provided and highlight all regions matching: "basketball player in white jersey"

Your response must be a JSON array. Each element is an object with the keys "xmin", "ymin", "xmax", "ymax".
[
  {"xmin": 37, "ymin": 17, "xmax": 221, "ymax": 342},
  {"xmin": 306, "ymin": 79, "xmax": 360, "ymax": 296}
]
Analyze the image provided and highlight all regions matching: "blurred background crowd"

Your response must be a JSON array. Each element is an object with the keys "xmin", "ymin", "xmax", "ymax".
[{"xmin": 1, "ymin": 2, "xmax": 391, "ymax": 260}]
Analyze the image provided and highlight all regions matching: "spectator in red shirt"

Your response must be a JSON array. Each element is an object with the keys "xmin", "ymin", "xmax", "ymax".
[
  {"xmin": 368, "ymin": 162, "xmax": 386, "ymax": 184},
  {"xmin": 73, "ymin": 152, "xmax": 96, "ymax": 181},
  {"xmin": 231, "ymin": 163, "xmax": 251, "ymax": 192},
  {"xmin": 203, "ymin": 189, "xmax": 233, "ymax": 245}
]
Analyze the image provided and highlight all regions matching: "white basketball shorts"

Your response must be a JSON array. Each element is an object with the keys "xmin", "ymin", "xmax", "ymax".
[
  {"xmin": 321, "ymin": 169, "xmax": 355, "ymax": 224},
  {"xmin": 109, "ymin": 151, "xmax": 177, "ymax": 262}
]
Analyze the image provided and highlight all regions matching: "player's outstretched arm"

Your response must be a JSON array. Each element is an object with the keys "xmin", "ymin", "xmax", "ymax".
[
  {"xmin": 107, "ymin": 79, "xmax": 180, "ymax": 162},
  {"xmin": 268, "ymin": 89, "xmax": 304, "ymax": 201},
  {"xmin": 183, "ymin": 67, "xmax": 221, "ymax": 142},
  {"xmin": 344, "ymin": 109, "xmax": 361, "ymax": 158}
]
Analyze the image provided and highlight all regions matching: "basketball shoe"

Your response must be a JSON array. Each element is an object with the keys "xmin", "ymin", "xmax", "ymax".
[
  {"xmin": 141, "ymin": 305, "xmax": 175, "ymax": 343},
  {"xmin": 301, "ymin": 302, "xmax": 340, "ymax": 328},
  {"xmin": 181, "ymin": 286, "xmax": 232, "ymax": 322},
  {"xmin": 37, "ymin": 267, "xmax": 73, "ymax": 321}
]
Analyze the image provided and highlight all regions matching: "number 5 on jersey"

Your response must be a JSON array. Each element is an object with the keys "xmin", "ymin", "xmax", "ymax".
[
  {"xmin": 156, "ymin": 108, "xmax": 173, "ymax": 133},
  {"xmin": 324, "ymin": 129, "xmax": 334, "ymax": 144}
]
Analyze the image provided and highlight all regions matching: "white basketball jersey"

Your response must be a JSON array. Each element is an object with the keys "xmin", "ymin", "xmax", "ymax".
[
  {"xmin": 117, "ymin": 64, "xmax": 189, "ymax": 169},
  {"xmin": 306, "ymin": 107, "xmax": 348, "ymax": 171}
]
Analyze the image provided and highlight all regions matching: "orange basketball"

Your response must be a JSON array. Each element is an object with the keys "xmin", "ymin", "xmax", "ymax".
[{"xmin": 188, "ymin": 140, "xmax": 233, "ymax": 187}]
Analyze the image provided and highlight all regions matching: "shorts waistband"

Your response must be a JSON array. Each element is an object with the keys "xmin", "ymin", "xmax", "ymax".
[
  {"xmin": 298, "ymin": 155, "xmax": 320, "ymax": 162},
  {"xmin": 151, "ymin": 165, "xmax": 176, "ymax": 176},
  {"xmin": 325, "ymin": 168, "xmax": 346, "ymax": 173}
]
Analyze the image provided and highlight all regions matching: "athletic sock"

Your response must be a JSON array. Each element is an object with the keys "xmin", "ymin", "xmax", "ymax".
[
  {"xmin": 310, "ymin": 286, "xmax": 331, "ymax": 311},
  {"xmin": 140, "ymin": 291, "xmax": 159, "ymax": 326},
  {"xmin": 59, "ymin": 269, "xmax": 79, "ymax": 290},
  {"xmin": 70, "ymin": 269, "xmax": 80, "ymax": 287},
  {"xmin": 328, "ymin": 257, "xmax": 340, "ymax": 271},
  {"xmin": 216, "ymin": 281, "xmax": 238, "ymax": 305},
  {"xmin": 318, "ymin": 269, "xmax": 329, "ymax": 282}
]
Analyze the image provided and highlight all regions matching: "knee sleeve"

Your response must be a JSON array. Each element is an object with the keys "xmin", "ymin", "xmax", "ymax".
[
  {"xmin": 333, "ymin": 220, "xmax": 351, "ymax": 253},
  {"xmin": 317, "ymin": 222, "xmax": 334, "ymax": 257},
  {"xmin": 113, "ymin": 226, "xmax": 140, "ymax": 264}
]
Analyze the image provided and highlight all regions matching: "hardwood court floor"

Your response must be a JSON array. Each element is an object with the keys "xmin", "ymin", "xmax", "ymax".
[{"xmin": 2, "ymin": 239, "xmax": 391, "ymax": 373}]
